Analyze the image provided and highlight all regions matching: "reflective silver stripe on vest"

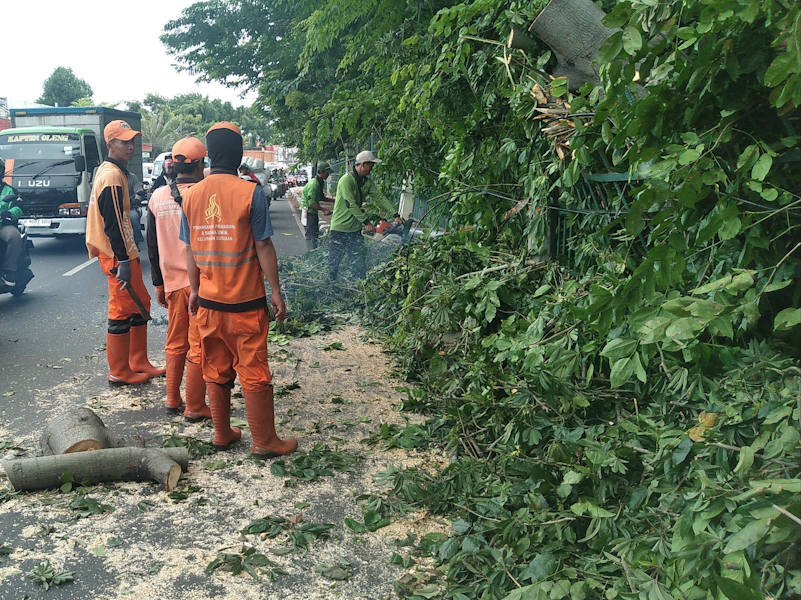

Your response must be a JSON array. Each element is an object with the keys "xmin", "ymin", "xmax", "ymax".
[
  {"xmin": 195, "ymin": 255, "xmax": 258, "ymax": 268},
  {"xmin": 192, "ymin": 245, "xmax": 256, "ymax": 258}
]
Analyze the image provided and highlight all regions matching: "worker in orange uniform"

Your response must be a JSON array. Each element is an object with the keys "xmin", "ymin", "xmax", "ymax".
[
  {"xmin": 146, "ymin": 137, "xmax": 212, "ymax": 422},
  {"xmin": 86, "ymin": 120, "xmax": 165, "ymax": 386},
  {"xmin": 180, "ymin": 122, "xmax": 297, "ymax": 458}
]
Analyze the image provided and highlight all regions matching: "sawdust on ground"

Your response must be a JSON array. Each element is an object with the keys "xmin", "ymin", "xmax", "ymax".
[{"xmin": 0, "ymin": 325, "xmax": 452, "ymax": 600}]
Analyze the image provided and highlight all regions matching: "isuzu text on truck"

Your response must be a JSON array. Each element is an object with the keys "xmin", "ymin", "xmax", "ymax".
[{"xmin": 0, "ymin": 107, "xmax": 143, "ymax": 237}]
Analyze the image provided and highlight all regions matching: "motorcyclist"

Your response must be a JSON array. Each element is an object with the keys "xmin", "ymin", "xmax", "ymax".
[
  {"xmin": 127, "ymin": 171, "xmax": 146, "ymax": 247},
  {"xmin": 238, "ymin": 163, "xmax": 261, "ymax": 184},
  {"xmin": 150, "ymin": 156, "xmax": 176, "ymax": 192},
  {"xmin": 0, "ymin": 158, "xmax": 25, "ymax": 288}
]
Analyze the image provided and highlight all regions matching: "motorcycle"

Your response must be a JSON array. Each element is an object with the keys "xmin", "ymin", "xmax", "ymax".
[{"xmin": 0, "ymin": 218, "xmax": 35, "ymax": 297}]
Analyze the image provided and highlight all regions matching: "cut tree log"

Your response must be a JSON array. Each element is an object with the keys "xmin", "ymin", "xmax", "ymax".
[
  {"xmin": 40, "ymin": 407, "xmax": 131, "ymax": 455},
  {"xmin": 529, "ymin": 0, "xmax": 617, "ymax": 91},
  {"xmin": 4, "ymin": 447, "xmax": 189, "ymax": 493},
  {"xmin": 508, "ymin": 27, "xmax": 537, "ymax": 51}
]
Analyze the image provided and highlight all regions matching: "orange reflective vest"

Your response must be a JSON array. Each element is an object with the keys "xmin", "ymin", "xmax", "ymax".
[
  {"xmin": 86, "ymin": 161, "xmax": 139, "ymax": 260},
  {"xmin": 149, "ymin": 183, "xmax": 193, "ymax": 293},
  {"xmin": 182, "ymin": 173, "xmax": 266, "ymax": 312}
]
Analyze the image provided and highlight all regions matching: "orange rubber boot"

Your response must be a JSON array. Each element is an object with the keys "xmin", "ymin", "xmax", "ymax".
[
  {"xmin": 106, "ymin": 332, "xmax": 150, "ymax": 386},
  {"xmin": 207, "ymin": 383, "xmax": 241, "ymax": 450},
  {"xmin": 184, "ymin": 360, "xmax": 211, "ymax": 423},
  {"xmin": 245, "ymin": 387, "xmax": 298, "ymax": 459},
  {"xmin": 164, "ymin": 353, "xmax": 186, "ymax": 413},
  {"xmin": 129, "ymin": 325, "xmax": 167, "ymax": 377}
]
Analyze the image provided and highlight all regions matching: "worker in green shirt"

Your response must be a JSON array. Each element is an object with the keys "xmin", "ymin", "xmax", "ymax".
[
  {"xmin": 300, "ymin": 161, "xmax": 333, "ymax": 250},
  {"xmin": 328, "ymin": 151, "xmax": 401, "ymax": 280}
]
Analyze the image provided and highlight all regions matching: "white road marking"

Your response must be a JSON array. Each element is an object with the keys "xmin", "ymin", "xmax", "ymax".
[{"xmin": 62, "ymin": 257, "xmax": 98, "ymax": 277}]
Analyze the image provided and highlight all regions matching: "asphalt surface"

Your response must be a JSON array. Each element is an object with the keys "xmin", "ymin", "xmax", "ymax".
[
  {"xmin": 0, "ymin": 194, "xmax": 306, "ymax": 426},
  {"xmin": 0, "ymin": 194, "xmax": 308, "ymax": 599}
]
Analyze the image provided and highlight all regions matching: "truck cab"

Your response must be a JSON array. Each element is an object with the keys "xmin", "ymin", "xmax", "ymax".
[
  {"xmin": 0, "ymin": 127, "xmax": 102, "ymax": 236},
  {"xmin": 3, "ymin": 106, "xmax": 143, "ymax": 237}
]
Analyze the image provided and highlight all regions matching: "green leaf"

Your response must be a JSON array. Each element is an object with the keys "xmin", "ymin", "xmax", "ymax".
[
  {"xmin": 751, "ymin": 153, "xmax": 773, "ymax": 181},
  {"xmin": 522, "ymin": 553, "xmax": 556, "ymax": 583},
  {"xmin": 678, "ymin": 149, "xmax": 700, "ymax": 165},
  {"xmin": 533, "ymin": 284, "xmax": 551, "ymax": 298},
  {"xmin": 724, "ymin": 518, "xmax": 772, "ymax": 553},
  {"xmin": 598, "ymin": 32, "xmax": 624, "ymax": 63},
  {"xmin": 609, "ymin": 357, "xmax": 634, "ymax": 388},
  {"xmin": 665, "ymin": 317, "xmax": 702, "ymax": 341},
  {"xmin": 694, "ymin": 275, "xmax": 733, "ymax": 294},
  {"xmin": 672, "ymin": 436, "xmax": 693, "ymax": 465},
  {"xmin": 718, "ymin": 217, "xmax": 741, "ymax": 240},
  {"xmin": 724, "ymin": 271, "xmax": 755, "ymax": 293},
  {"xmin": 550, "ymin": 580, "xmax": 571, "ymax": 599},
  {"xmin": 364, "ymin": 510, "xmax": 390, "ymax": 532},
  {"xmin": 774, "ymin": 307, "xmax": 801, "ymax": 331},
  {"xmin": 501, "ymin": 584, "xmax": 550, "ymax": 600},
  {"xmin": 715, "ymin": 576, "xmax": 763, "ymax": 600},
  {"xmin": 438, "ymin": 537, "xmax": 460, "ymax": 560},
  {"xmin": 571, "ymin": 501, "xmax": 615, "ymax": 518},
  {"xmin": 736, "ymin": 145, "xmax": 758, "ymax": 170},
  {"xmin": 734, "ymin": 446, "xmax": 755, "ymax": 474},
  {"xmin": 622, "ymin": 27, "xmax": 642, "ymax": 55},
  {"xmin": 600, "ymin": 338, "xmax": 638, "ymax": 359},
  {"xmin": 344, "ymin": 518, "xmax": 366, "ymax": 533},
  {"xmin": 551, "ymin": 77, "xmax": 568, "ymax": 97},
  {"xmin": 764, "ymin": 52, "xmax": 794, "ymax": 87},
  {"xmin": 631, "ymin": 353, "xmax": 647, "ymax": 383}
]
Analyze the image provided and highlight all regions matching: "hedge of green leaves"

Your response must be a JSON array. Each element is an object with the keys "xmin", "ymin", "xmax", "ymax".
[
  {"xmin": 360, "ymin": 1, "xmax": 801, "ymax": 598},
  {"xmin": 165, "ymin": 0, "xmax": 800, "ymax": 597}
]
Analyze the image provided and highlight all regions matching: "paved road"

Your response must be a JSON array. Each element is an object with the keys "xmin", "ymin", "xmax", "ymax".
[{"xmin": 0, "ymin": 195, "xmax": 305, "ymax": 434}]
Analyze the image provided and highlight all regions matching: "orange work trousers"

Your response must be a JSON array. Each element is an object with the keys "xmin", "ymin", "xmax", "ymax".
[
  {"xmin": 165, "ymin": 287, "xmax": 201, "ymax": 364},
  {"xmin": 196, "ymin": 306, "xmax": 271, "ymax": 392},
  {"xmin": 98, "ymin": 255, "xmax": 151, "ymax": 321}
]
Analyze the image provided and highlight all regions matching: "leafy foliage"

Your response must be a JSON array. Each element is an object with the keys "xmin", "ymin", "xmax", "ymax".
[
  {"xmin": 127, "ymin": 93, "xmax": 272, "ymax": 156},
  {"xmin": 36, "ymin": 66, "xmax": 93, "ymax": 107},
  {"xmin": 160, "ymin": 433, "xmax": 215, "ymax": 459},
  {"xmin": 240, "ymin": 515, "xmax": 289, "ymax": 537},
  {"xmin": 68, "ymin": 496, "xmax": 114, "ymax": 519},
  {"xmin": 269, "ymin": 444, "xmax": 361, "ymax": 481},
  {"xmin": 164, "ymin": 0, "xmax": 801, "ymax": 598},
  {"xmin": 206, "ymin": 546, "xmax": 286, "ymax": 580},
  {"xmin": 27, "ymin": 561, "xmax": 74, "ymax": 590}
]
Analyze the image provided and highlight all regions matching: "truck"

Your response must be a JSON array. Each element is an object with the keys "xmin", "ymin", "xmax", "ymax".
[{"xmin": 0, "ymin": 106, "xmax": 143, "ymax": 237}]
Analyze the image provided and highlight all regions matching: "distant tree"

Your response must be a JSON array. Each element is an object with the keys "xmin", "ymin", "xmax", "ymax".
[
  {"xmin": 129, "ymin": 92, "xmax": 273, "ymax": 151},
  {"xmin": 37, "ymin": 67, "xmax": 93, "ymax": 107},
  {"xmin": 140, "ymin": 110, "xmax": 180, "ymax": 157}
]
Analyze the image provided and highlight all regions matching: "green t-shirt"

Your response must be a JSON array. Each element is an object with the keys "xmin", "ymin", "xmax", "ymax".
[
  {"xmin": 330, "ymin": 171, "xmax": 396, "ymax": 233},
  {"xmin": 300, "ymin": 176, "xmax": 325, "ymax": 214}
]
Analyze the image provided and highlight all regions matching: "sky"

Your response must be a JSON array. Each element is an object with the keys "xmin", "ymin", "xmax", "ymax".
[{"xmin": 2, "ymin": 1, "xmax": 258, "ymax": 109}]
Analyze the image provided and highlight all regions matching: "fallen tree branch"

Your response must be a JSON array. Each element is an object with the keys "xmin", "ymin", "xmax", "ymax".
[
  {"xmin": 4, "ymin": 447, "xmax": 189, "ymax": 492},
  {"xmin": 40, "ymin": 407, "xmax": 130, "ymax": 455}
]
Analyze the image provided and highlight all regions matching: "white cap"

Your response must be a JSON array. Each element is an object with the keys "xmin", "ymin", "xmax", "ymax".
[{"xmin": 355, "ymin": 150, "xmax": 382, "ymax": 165}]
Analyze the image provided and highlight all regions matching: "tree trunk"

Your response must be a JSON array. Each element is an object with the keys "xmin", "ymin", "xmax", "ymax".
[
  {"xmin": 529, "ymin": 0, "xmax": 617, "ymax": 91},
  {"xmin": 4, "ymin": 447, "xmax": 189, "ymax": 492},
  {"xmin": 39, "ymin": 408, "xmax": 130, "ymax": 455}
]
